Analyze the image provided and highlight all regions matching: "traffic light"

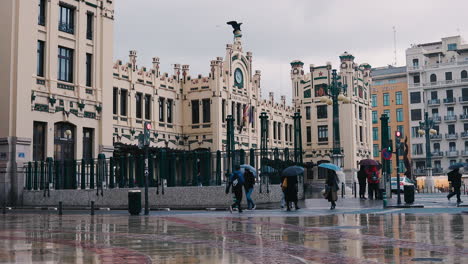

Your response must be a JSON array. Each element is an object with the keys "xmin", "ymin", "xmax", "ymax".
[
  {"xmin": 395, "ymin": 130, "xmax": 401, "ymax": 139},
  {"xmin": 144, "ymin": 122, "xmax": 152, "ymax": 146},
  {"xmin": 388, "ymin": 139, "xmax": 393, "ymax": 153}
]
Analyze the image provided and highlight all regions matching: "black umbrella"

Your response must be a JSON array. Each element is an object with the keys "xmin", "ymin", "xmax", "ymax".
[{"xmin": 281, "ymin": 166, "xmax": 304, "ymax": 177}]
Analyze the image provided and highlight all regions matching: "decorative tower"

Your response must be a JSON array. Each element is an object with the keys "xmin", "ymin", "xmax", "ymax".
[{"xmin": 290, "ymin": 60, "xmax": 304, "ymax": 109}]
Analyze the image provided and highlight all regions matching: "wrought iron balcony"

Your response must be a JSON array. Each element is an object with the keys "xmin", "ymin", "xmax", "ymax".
[
  {"xmin": 462, "ymin": 132, "xmax": 468, "ymax": 138},
  {"xmin": 462, "ymin": 150, "xmax": 468, "ymax": 157},
  {"xmin": 445, "ymin": 133, "xmax": 458, "ymax": 139},
  {"xmin": 432, "ymin": 115, "xmax": 441, "ymax": 123},
  {"xmin": 443, "ymin": 97, "xmax": 456, "ymax": 104},
  {"xmin": 427, "ymin": 99, "xmax": 440, "ymax": 106},
  {"xmin": 460, "ymin": 96, "xmax": 468, "ymax": 104},
  {"xmin": 430, "ymin": 134, "xmax": 442, "ymax": 140},
  {"xmin": 431, "ymin": 151, "xmax": 443, "ymax": 157},
  {"xmin": 460, "ymin": 114, "xmax": 468, "ymax": 121},
  {"xmin": 444, "ymin": 115, "xmax": 457, "ymax": 122},
  {"xmin": 446, "ymin": 150, "xmax": 459, "ymax": 157},
  {"xmin": 58, "ymin": 22, "xmax": 74, "ymax": 34}
]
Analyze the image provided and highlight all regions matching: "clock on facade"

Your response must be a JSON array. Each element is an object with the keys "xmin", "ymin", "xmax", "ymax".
[{"xmin": 234, "ymin": 68, "xmax": 243, "ymax": 88}]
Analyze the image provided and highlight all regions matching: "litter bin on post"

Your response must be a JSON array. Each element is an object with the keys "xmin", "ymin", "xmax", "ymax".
[
  {"xmin": 404, "ymin": 185, "xmax": 415, "ymax": 204},
  {"xmin": 128, "ymin": 190, "xmax": 142, "ymax": 215}
]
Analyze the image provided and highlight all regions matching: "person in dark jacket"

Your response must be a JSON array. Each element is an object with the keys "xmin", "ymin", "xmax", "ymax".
[
  {"xmin": 226, "ymin": 165, "xmax": 245, "ymax": 213},
  {"xmin": 357, "ymin": 166, "xmax": 367, "ymax": 199},
  {"xmin": 282, "ymin": 175, "xmax": 299, "ymax": 211},
  {"xmin": 447, "ymin": 168, "xmax": 463, "ymax": 204},
  {"xmin": 366, "ymin": 166, "xmax": 380, "ymax": 200},
  {"xmin": 325, "ymin": 170, "xmax": 339, "ymax": 210},
  {"xmin": 244, "ymin": 169, "xmax": 256, "ymax": 210}
]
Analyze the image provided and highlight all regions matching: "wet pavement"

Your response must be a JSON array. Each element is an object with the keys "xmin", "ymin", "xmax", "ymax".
[{"xmin": 1, "ymin": 195, "xmax": 468, "ymax": 263}]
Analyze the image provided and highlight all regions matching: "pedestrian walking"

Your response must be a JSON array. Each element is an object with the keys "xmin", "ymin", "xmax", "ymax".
[
  {"xmin": 225, "ymin": 165, "xmax": 245, "ymax": 213},
  {"xmin": 244, "ymin": 168, "xmax": 256, "ymax": 210},
  {"xmin": 281, "ymin": 175, "xmax": 299, "ymax": 211},
  {"xmin": 447, "ymin": 168, "xmax": 463, "ymax": 204},
  {"xmin": 367, "ymin": 167, "xmax": 380, "ymax": 200},
  {"xmin": 324, "ymin": 169, "xmax": 339, "ymax": 210},
  {"xmin": 357, "ymin": 166, "xmax": 367, "ymax": 199}
]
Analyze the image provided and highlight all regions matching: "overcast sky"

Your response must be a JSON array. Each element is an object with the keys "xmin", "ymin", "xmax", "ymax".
[{"xmin": 114, "ymin": 0, "xmax": 468, "ymax": 103}]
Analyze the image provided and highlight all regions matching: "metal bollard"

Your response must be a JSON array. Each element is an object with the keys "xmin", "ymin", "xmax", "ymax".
[
  {"xmin": 58, "ymin": 201, "xmax": 63, "ymax": 216},
  {"xmin": 91, "ymin": 201, "xmax": 95, "ymax": 216},
  {"xmin": 341, "ymin": 183, "xmax": 345, "ymax": 198}
]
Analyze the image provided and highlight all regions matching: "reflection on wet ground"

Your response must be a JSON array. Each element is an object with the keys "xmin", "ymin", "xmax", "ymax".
[{"xmin": 1, "ymin": 210, "xmax": 468, "ymax": 264}]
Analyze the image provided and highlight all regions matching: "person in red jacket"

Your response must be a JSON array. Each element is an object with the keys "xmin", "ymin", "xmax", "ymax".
[{"xmin": 366, "ymin": 166, "xmax": 380, "ymax": 200}]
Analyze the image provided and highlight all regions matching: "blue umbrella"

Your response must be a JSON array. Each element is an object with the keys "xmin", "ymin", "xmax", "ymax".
[
  {"xmin": 449, "ymin": 162, "xmax": 466, "ymax": 170},
  {"xmin": 318, "ymin": 163, "xmax": 342, "ymax": 171},
  {"xmin": 282, "ymin": 166, "xmax": 304, "ymax": 177},
  {"xmin": 240, "ymin": 164, "xmax": 257, "ymax": 176}
]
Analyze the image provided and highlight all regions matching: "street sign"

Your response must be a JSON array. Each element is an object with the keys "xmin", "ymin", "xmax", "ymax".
[{"xmin": 381, "ymin": 148, "xmax": 392, "ymax": 160}]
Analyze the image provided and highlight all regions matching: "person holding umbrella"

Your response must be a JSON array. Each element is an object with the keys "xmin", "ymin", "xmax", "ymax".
[
  {"xmin": 319, "ymin": 163, "xmax": 341, "ymax": 210},
  {"xmin": 281, "ymin": 166, "xmax": 303, "ymax": 211},
  {"xmin": 357, "ymin": 166, "xmax": 367, "ymax": 200},
  {"xmin": 447, "ymin": 163, "xmax": 464, "ymax": 204},
  {"xmin": 226, "ymin": 165, "xmax": 245, "ymax": 213},
  {"xmin": 242, "ymin": 166, "xmax": 256, "ymax": 210}
]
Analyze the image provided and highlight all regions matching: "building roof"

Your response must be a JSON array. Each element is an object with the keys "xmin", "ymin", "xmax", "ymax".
[{"xmin": 371, "ymin": 66, "xmax": 407, "ymax": 77}]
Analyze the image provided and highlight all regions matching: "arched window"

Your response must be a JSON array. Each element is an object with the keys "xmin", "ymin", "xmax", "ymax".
[
  {"xmin": 430, "ymin": 74, "xmax": 437, "ymax": 83},
  {"xmin": 461, "ymin": 70, "xmax": 468, "ymax": 79}
]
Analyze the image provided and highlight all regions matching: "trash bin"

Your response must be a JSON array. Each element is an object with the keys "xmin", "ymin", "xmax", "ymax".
[
  {"xmin": 128, "ymin": 190, "xmax": 142, "ymax": 215},
  {"xmin": 404, "ymin": 185, "xmax": 415, "ymax": 204}
]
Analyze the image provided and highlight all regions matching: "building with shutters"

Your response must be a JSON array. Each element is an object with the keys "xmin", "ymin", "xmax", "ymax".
[{"xmin": 406, "ymin": 35, "xmax": 468, "ymax": 179}]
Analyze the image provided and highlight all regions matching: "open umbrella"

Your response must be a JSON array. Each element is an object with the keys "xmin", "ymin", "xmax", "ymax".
[
  {"xmin": 449, "ymin": 162, "xmax": 466, "ymax": 170},
  {"xmin": 359, "ymin": 159, "xmax": 379, "ymax": 166},
  {"xmin": 281, "ymin": 166, "xmax": 304, "ymax": 177},
  {"xmin": 318, "ymin": 163, "xmax": 342, "ymax": 171},
  {"xmin": 240, "ymin": 164, "xmax": 257, "ymax": 176}
]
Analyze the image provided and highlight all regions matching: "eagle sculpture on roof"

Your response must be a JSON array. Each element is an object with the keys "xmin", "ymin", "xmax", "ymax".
[{"xmin": 227, "ymin": 21, "xmax": 242, "ymax": 34}]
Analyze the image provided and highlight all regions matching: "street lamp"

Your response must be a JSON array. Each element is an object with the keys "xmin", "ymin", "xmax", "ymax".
[
  {"xmin": 418, "ymin": 112, "xmax": 437, "ymax": 192},
  {"xmin": 321, "ymin": 69, "xmax": 351, "ymax": 168}
]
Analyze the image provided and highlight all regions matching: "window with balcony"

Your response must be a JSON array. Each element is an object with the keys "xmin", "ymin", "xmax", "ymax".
[
  {"xmin": 462, "ymin": 88, "xmax": 468, "ymax": 102},
  {"xmin": 58, "ymin": 46, "xmax": 73, "ymax": 82},
  {"xmin": 411, "ymin": 109, "xmax": 422, "ymax": 121},
  {"xmin": 318, "ymin": 125, "xmax": 328, "ymax": 142},
  {"xmin": 431, "ymin": 91, "xmax": 438, "ymax": 100},
  {"xmin": 383, "ymin": 93, "xmax": 390, "ymax": 106},
  {"xmin": 86, "ymin": 53, "xmax": 92, "ymax": 87},
  {"xmin": 410, "ymin": 92, "xmax": 421, "ymax": 104},
  {"xmin": 449, "ymin": 142, "xmax": 456, "ymax": 152},
  {"xmin": 306, "ymin": 126, "xmax": 311, "ymax": 143},
  {"xmin": 371, "ymin": 94, "xmax": 377, "ymax": 107},
  {"xmin": 433, "ymin": 143, "xmax": 440, "ymax": 152},
  {"xmin": 448, "ymin": 124, "xmax": 455, "ymax": 134},
  {"xmin": 396, "ymin": 108, "xmax": 403, "ymax": 122},
  {"xmin": 434, "ymin": 160, "xmax": 441, "ymax": 170},
  {"xmin": 86, "ymin": 12, "xmax": 93, "ymax": 40},
  {"xmin": 317, "ymin": 105, "xmax": 327, "ymax": 119},
  {"xmin": 37, "ymin": 41, "xmax": 45, "ymax": 77},
  {"xmin": 135, "ymin": 93, "xmax": 142, "ymax": 119},
  {"xmin": 38, "ymin": 0, "xmax": 46, "ymax": 26},
  {"xmin": 445, "ymin": 72, "xmax": 453, "ymax": 81},
  {"xmin": 373, "ymin": 127, "xmax": 379, "ymax": 141},
  {"xmin": 144, "ymin": 94, "xmax": 151, "ymax": 120},
  {"xmin": 411, "ymin": 126, "xmax": 421, "ymax": 138},
  {"xmin": 372, "ymin": 111, "xmax": 378, "ymax": 123},
  {"xmin": 448, "ymin": 43, "xmax": 457, "ymax": 51},
  {"xmin": 305, "ymin": 106, "xmax": 311, "ymax": 120},
  {"xmin": 448, "ymin": 107, "xmax": 455, "ymax": 117},
  {"xmin": 59, "ymin": 4, "xmax": 75, "ymax": 34},
  {"xmin": 465, "ymin": 123, "xmax": 468, "ymax": 132},
  {"xmin": 462, "ymin": 70, "xmax": 468, "ymax": 79},
  {"xmin": 446, "ymin": 89, "xmax": 454, "ymax": 101},
  {"xmin": 412, "ymin": 144, "xmax": 423, "ymax": 155},
  {"xmin": 120, "ymin": 89, "xmax": 127, "ymax": 116},
  {"xmin": 383, "ymin": 110, "xmax": 390, "ymax": 122},
  {"xmin": 413, "ymin": 75, "xmax": 420, "ymax": 84},
  {"xmin": 430, "ymin": 74, "xmax": 437, "ymax": 83},
  {"xmin": 202, "ymin": 99, "xmax": 210, "ymax": 123},
  {"xmin": 191, "ymin": 100, "xmax": 199, "ymax": 124},
  {"xmin": 373, "ymin": 144, "xmax": 379, "ymax": 157},
  {"xmin": 395, "ymin": 92, "xmax": 402, "ymax": 105}
]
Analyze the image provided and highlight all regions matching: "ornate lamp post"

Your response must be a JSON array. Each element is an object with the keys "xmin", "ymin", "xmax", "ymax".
[
  {"xmin": 319, "ymin": 69, "xmax": 351, "ymax": 168},
  {"xmin": 418, "ymin": 112, "xmax": 437, "ymax": 192}
]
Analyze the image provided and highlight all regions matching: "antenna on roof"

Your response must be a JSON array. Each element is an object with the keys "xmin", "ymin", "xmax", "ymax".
[{"xmin": 393, "ymin": 26, "xmax": 397, "ymax": 66}]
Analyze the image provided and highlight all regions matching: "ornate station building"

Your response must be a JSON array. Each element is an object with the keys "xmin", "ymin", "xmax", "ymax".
[{"xmin": 0, "ymin": 0, "xmax": 372, "ymax": 204}]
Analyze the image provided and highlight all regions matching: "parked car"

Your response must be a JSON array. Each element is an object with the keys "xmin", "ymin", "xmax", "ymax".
[{"xmin": 391, "ymin": 177, "xmax": 415, "ymax": 193}]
